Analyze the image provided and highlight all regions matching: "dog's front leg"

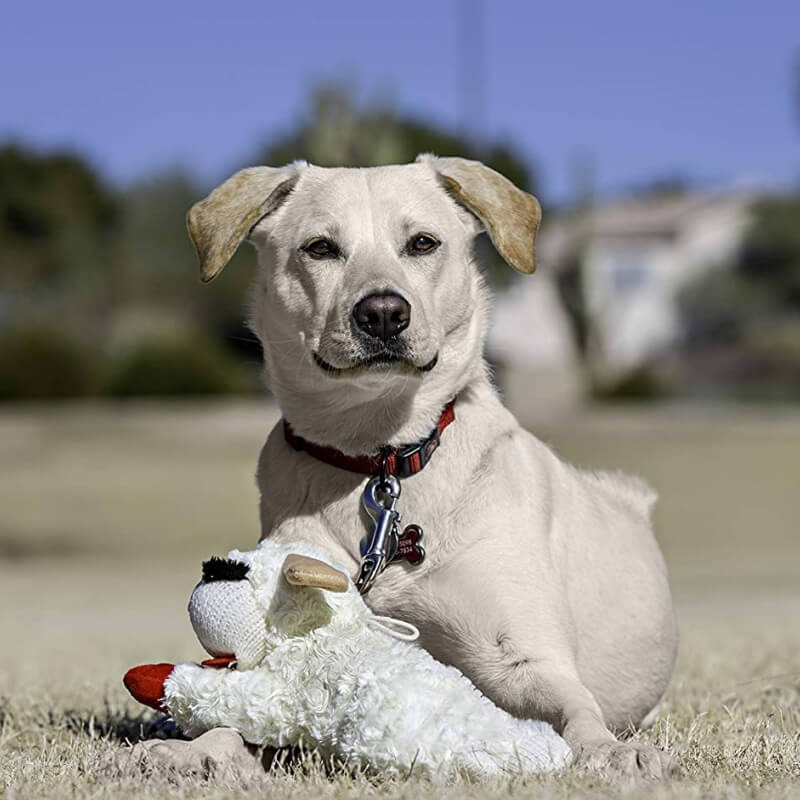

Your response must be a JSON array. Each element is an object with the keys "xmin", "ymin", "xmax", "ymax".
[
  {"xmin": 502, "ymin": 657, "xmax": 674, "ymax": 780},
  {"xmin": 122, "ymin": 728, "xmax": 268, "ymax": 781}
]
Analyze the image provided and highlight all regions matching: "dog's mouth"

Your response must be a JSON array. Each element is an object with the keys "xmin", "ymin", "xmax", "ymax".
[{"xmin": 313, "ymin": 350, "xmax": 438, "ymax": 377}]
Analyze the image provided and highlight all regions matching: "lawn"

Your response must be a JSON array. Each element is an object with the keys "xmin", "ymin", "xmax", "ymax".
[{"xmin": 1, "ymin": 400, "xmax": 798, "ymax": 798}]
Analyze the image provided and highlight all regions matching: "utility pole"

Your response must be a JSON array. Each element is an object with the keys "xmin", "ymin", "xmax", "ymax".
[
  {"xmin": 794, "ymin": 50, "xmax": 800, "ymax": 134},
  {"xmin": 457, "ymin": 0, "xmax": 486, "ymax": 144}
]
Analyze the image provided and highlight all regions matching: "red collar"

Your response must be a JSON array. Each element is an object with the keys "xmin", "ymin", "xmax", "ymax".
[{"xmin": 283, "ymin": 401, "xmax": 456, "ymax": 479}]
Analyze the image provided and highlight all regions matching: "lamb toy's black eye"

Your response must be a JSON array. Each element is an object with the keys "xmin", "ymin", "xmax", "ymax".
[
  {"xmin": 407, "ymin": 233, "xmax": 440, "ymax": 255},
  {"xmin": 201, "ymin": 557, "xmax": 249, "ymax": 582},
  {"xmin": 303, "ymin": 237, "xmax": 340, "ymax": 259}
]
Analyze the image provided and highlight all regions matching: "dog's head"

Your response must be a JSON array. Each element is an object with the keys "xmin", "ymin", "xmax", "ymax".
[{"xmin": 187, "ymin": 156, "xmax": 540, "ymax": 447}]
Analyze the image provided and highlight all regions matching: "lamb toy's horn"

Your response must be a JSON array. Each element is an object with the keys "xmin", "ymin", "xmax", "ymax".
[{"xmin": 282, "ymin": 554, "xmax": 349, "ymax": 592}]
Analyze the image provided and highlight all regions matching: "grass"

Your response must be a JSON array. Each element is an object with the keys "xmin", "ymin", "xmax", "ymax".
[{"xmin": 1, "ymin": 400, "xmax": 799, "ymax": 798}]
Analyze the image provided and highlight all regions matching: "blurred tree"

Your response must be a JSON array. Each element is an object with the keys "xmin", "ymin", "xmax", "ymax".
[
  {"xmin": 103, "ymin": 328, "xmax": 253, "ymax": 397},
  {"xmin": 114, "ymin": 169, "xmax": 262, "ymax": 365},
  {"xmin": 0, "ymin": 325, "xmax": 96, "ymax": 398},
  {"xmin": 116, "ymin": 171, "xmax": 199, "ymax": 307},
  {"xmin": 0, "ymin": 143, "xmax": 119, "ymax": 333},
  {"xmin": 0, "ymin": 84, "xmax": 541, "ymax": 398},
  {"xmin": 739, "ymin": 196, "xmax": 800, "ymax": 305},
  {"xmin": 678, "ymin": 195, "xmax": 800, "ymax": 400},
  {"xmin": 258, "ymin": 85, "xmax": 532, "ymax": 191},
  {"xmin": 252, "ymin": 85, "xmax": 537, "ymax": 287}
]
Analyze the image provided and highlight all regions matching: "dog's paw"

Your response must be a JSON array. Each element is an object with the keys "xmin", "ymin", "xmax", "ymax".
[
  {"xmin": 575, "ymin": 740, "xmax": 677, "ymax": 780},
  {"xmin": 120, "ymin": 728, "xmax": 263, "ymax": 781}
]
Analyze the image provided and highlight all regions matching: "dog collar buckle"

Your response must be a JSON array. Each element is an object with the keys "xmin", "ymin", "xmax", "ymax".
[
  {"xmin": 356, "ymin": 474, "xmax": 426, "ymax": 594},
  {"xmin": 392, "ymin": 429, "xmax": 441, "ymax": 479},
  {"xmin": 357, "ymin": 476, "xmax": 401, "ymax": 594}
]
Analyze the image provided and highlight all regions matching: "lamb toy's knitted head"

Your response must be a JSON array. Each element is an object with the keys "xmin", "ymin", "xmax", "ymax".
[{"xmin": 188, "ymin": 540, "xmax": 365, "ymax": 670}]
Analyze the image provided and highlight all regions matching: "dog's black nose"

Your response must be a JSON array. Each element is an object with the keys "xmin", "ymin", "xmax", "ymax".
[{"xmin": 352, "ymin": 293, "xmax": 410, "ymax": 341}]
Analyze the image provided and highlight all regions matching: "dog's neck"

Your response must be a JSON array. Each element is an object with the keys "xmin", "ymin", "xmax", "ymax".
[{"xmin": 273, "ymin": 366, "xmax": 487, "ymax": 456}]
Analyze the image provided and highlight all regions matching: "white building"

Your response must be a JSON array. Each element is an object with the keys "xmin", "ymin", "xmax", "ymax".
[{"xmin": 488, "ymin": 190, "xmax": 756, "ymax": 409}]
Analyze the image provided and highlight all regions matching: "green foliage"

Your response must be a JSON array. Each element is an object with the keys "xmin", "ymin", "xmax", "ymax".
[
  {"xmin": 738, "ymin": 196, "xmax": 800, "ymax": 305},
  {"xmin": 0, "ymin": 86, "xmax": 539, "ymax": 398},
  {"xmin": 590, "ymin": 365, "xmax": 675, "ymax": 401},
  {"xmin": 0, "ymin": 143, "xmax": 118, "ymax": 292},
  {"xmin": 255, "ymin": 85, "xmax": 536, "ymax": 288},
  {"xmin": 678, "ymin": 194, "xmax": 800, "ymax": 400},
  {"xmin": 258, "ymin": 85, "xmax": 534, "ymax": 192},
  {"xmin": 103, "ymin": 330, "xmax": 253, "ymax": 397},
  {"xmin": 0, "ymin": 325, "xmax": 96, "ymax": 399},
  {"xmin": 0, "ymin": 149, "xmax": 257, "ymax": 399},
  {"xmin": 116, "ymin": 171, "xmax": 200, "ymax": 305}
]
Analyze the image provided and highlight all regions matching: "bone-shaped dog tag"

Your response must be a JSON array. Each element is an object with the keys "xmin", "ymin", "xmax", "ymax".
[{"xmin": 390, "ymin": 524, "xmax": 425, "ymax": 566}]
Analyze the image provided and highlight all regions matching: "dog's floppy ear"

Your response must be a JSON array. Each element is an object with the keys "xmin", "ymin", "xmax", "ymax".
[
  {"xmin": 419, "ymin": 154, "xmax": 541, "ymax": 275},
  {"xmin": 282, "ymin": 554, "xmax": 349, "ymax": 593},
  {"xmin": 187, "ymin": 164, "xmax": 304, "ymax": 283}
]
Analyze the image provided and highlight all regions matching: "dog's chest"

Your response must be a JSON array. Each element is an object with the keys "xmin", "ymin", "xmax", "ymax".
[
  {"xmin": 260, "ymin": 429, "xmax": 492, "ymax": 564},
  {"xmin": 317, "ymin": 473, "xmax": 461, "ymax": 568}
]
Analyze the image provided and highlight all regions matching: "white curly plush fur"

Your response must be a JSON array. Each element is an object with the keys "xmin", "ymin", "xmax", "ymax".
[{"xmin": 162, "ymin": 540, "xmax": 572, "ymax": 780}]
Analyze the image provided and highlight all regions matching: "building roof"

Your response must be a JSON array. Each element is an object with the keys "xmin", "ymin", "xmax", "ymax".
[{"xmin": 538, "ymin": 189, "xmax": 757, "ymax": 271}]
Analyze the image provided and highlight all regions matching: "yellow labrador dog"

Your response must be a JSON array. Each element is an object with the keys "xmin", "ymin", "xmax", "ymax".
[{"xmin": 140, "ymin": 156, "xmax": 676, "ymax": 779}]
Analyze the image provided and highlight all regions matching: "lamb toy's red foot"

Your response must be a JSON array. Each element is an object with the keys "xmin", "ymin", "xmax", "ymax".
[
  {"xmin": 124, "ymin": 663, "xmax": 175, "ymax": 712},
  {"xmin": 124, "ymin": 658, "xmax": 236, "ymax": 712}
]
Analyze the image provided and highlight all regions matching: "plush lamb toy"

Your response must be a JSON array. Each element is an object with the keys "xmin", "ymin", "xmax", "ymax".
[{"xmin": 124, "ymin": 540, "xmax": 571, "ymax": 780}]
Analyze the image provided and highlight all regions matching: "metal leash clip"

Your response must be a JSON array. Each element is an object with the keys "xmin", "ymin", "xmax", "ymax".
[{"xmin": 356, "ymin": 474, "xmax": 401, "ymax": 594}]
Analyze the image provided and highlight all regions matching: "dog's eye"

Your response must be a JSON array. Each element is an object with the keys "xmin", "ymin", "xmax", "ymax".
[
  {"xmin": 407, "ymin": 233, "xmax": 440, "ymax": 255},
  {"xmin": 302, "ymin": 237, "xmax": 340, "ymax": 259}
]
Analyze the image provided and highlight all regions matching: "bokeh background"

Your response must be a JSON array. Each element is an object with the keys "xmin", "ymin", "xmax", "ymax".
[
  {"xmin": 1, "ymin": 2, "xmax": 799, "ymax": 796},
  {"xmin": 2, "ymin": 0, "xmax": 800, "ymax": 406}
]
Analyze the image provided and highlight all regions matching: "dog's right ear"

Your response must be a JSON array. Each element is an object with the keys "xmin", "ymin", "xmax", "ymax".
[{"xmin": 187, "ymin": 164, "xmax": 304, "ymax": 283}]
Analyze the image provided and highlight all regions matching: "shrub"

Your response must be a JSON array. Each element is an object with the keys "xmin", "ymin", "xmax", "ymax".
[
  {"xmin": 591, "ymin": 365, "xmax": 674, "ymax": 402},
  {"xmin": 104, "ymin": 330, "xmax": 254, "ymax": 397},
  {"xmin": 677, "ymin": 194, "xmax": 800, "ymax": 401},
  {"xmin": 0, "ymin": 325, "xmax": 96, "ymax": 399}
]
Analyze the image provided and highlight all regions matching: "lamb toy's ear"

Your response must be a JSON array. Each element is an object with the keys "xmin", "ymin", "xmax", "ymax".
[{"xmin": 282, "ymin": 554, "xmax": 349, "ymax": 593}]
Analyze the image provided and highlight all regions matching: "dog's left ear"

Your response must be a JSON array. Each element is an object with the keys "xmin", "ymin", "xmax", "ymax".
[
  {"xmin": 187, "ymin": 164, "xmax": 304, "ymax": 283},
  {"xmin": 419, "ymin": 154, "xmax": 542, "ymax": 274}
]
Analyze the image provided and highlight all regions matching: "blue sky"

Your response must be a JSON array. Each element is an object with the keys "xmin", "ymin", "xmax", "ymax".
[{"xmin": 1, "ymin": 0, "xmax": 798, "ymax": 203}]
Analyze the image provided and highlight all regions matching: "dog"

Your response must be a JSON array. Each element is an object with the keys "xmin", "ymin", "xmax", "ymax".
[{"xmin": 137, "ymin": 155, "xmax": 677, "ymax": 779}]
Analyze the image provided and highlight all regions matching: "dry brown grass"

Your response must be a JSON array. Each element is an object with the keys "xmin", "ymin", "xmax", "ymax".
[{"xmin": 1, "ymin": 401, "xmax": 799, "ymax": 798}]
